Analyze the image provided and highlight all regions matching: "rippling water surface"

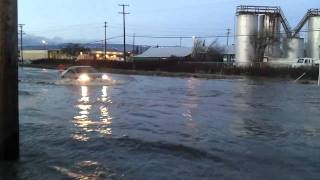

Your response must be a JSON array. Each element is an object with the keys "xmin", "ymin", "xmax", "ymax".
[{"xmin": 1, "ymin": 67, "xmax": 320, "ymax": 180}]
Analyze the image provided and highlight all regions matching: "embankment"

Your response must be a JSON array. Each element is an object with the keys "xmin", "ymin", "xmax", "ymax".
[{"xmin": 26, "ymin": 59, "xmax": 319, "ymax": 80}]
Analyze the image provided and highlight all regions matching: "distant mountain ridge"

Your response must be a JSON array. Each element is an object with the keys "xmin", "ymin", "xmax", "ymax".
[
  {"xmin": 23, "ymin": 43, "xmax": 150, "ymax": 53},
  {"xmin": 21, "ymin": 34, "xmax": 150, "ymax": 53}
]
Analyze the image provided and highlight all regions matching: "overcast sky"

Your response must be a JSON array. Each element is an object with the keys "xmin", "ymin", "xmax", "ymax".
[{"xmin": 18, "ymin": 0, "xmax": 320, "ymax": 46}]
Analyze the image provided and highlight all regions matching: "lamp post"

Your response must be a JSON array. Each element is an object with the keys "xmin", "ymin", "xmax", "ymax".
[{"xmin": 42, "ymin": 40, "xmax": 49, "ymax": 60}]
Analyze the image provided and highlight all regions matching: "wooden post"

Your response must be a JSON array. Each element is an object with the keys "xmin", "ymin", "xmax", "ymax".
[{"xmin": 0, "ymin": 0, "xmax": 19, "ymax": 160}]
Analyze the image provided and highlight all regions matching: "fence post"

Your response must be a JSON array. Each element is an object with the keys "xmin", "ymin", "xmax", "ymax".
[{"xmin": 0, "ymin": 0, "xmax": 19, "ymax": 160}]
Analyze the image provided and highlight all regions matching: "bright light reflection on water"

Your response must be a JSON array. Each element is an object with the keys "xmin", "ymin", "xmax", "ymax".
[
  {"xmin": 14, "ymin": 68, "xmax": 320, "ymax": 179},
  {"xmin": 72, "ymin": 86, "xmax": 113, "ymax": 141},
  {"xmin": 99, "ymin": 86, "xmax": 113, "ymax": 135}
]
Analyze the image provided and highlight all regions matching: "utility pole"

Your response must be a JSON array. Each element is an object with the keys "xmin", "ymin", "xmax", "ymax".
[
  {"xmin": 318, "ymin": 59, "xmax": 320, "ymax": 86},
  {"xmin": 318, "ymin": 46, "xmax": 320, "ymax": 86},
  {"xmin": 318, "ymin": 61, "xmax": 320, "ymax": 86},
  {"xmin": 132, "ymin": 33, "xmax": 135, "ymax": 54},
  {"xmin": 0, "ymin": 0, "xmax": 19, "ymax": 160},
  {"xmin": 119, "ymin": 4, "xmax": 130, "ymax": 61},
  {"xmin": 226, "ymin": 28, "xmax": 231, "ymax": 47},
  {"xmin": 18, "ymin": 24, "xmax": 25, "ymax": 64},
  {"xmin": 179, "ymin": 37, "xmax": 182, "ymax": 47},
  {"xmin": 104, "ymin": 21, "xmax": 108, "ymax": 60}
]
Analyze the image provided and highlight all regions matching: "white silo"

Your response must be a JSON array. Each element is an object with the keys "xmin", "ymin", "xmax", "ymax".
[
  {"xmin": 283, "ymin": 38, "xmax": 305, "ymax": 60},
  {"xmin": 235, "ymin": 14, "xmax": 258, "ymax": 66},
  {"xmin": 307, "ymin": 16, "xmax": 320, "ymax": 60}
]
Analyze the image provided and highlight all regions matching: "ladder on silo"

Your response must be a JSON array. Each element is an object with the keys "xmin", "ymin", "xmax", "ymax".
[
  {"xmin": 291, "ymin": 9, "xmax": 320, "ymax": 37},
  {"xmin": 278, "ymin": 8, "xmax": 292, "ymax": 37}
]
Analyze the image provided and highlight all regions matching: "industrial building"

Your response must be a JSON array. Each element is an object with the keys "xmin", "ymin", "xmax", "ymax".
[
  {"xmin": 223, "ymin": 45, "xmax": 236, "ymax": 63},
  {"xmin": 21, "ymin": 48, "xmax": 126, "ymax": 61},
  {"xmin": 133, "ymin": 47, "xmax": 192, "ymax": 61},
  {"xmin": 77, "ymin": 50, "xmax": 125, "ymax": 61},
  {"xmin": 21, "ymin": 50, "xmax": 49, "ymax": 61},
  {"xmin": 235, "ymin": 6, "xmax": 320, "ymax": 66}
]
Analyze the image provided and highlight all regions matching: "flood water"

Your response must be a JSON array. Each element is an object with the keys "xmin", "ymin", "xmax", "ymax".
[{"xmin": 1, "ymin": 67, "xmax": 320, "ymax": 179}]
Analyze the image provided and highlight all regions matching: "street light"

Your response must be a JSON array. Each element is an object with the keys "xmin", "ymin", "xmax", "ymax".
[{"xmin": 41, "ymin": 40, "xmax": 49, "ymax": 60}]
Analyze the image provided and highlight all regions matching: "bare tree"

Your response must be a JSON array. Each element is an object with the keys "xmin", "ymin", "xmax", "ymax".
[
  {"xmin": 192, "ymin": 39, "xmax": 225, "ymax": 61},
  {"xmin": 192, "ymin": 39, "xmax": 207, "ymax": 61},
  {"xmin": 206, "ymin": 40, "xmax": 225, "ymax": 61}
]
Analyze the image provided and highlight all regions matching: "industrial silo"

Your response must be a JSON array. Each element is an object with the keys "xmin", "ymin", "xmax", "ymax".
[
  {"xmin": 235, "ymin": 14, "xmax": 258, "ymax": 65},
  {"xmin": 258, "ymin": 15, "xmax": 266, "ymax": 39},
  {"xmin": 263, "ymin": 14, "xmax": 282, "ymax": 58},
  {"xmin": 283, "ymin": 37, "xmax": 304, "ymax": 60},
  {"xmin": 307, "ymin": 16, "xmax": 320, "ymax": 60}
]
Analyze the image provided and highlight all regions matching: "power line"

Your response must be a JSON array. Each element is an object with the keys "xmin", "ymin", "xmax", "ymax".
[
  {"xmin": 126, "ymin": 29, "xmax": 320, "ymax": 39},
  {"xmin": 119, "ymin": 4, "xmax": 130, "ymax": 61},
  {"xmin": 82, "ymin": 35, "xmax": 123, "ymax": 45},
  {"xmin": 19, "ymin": 27, "xmax": 320, "ymax": 48}
]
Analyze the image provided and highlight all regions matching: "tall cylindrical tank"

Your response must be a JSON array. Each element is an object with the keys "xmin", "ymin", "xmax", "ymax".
[
  {"xmin": 283, "ymin": 38, "xmax": 304, "ymax": 60},
  {"xmin": 263, "ymin": 14, "xmax": 281, "ymax": 58},
  {"xmin": 235, "ymin": 14, "xmax": 258, "ymax": 65},
  {"xmin": 258, "ymin": 15, "xmax": 265, "ymax": 38},
  {"xmin": 307, "ymin": 16, "xmax": 320, "ymax": 60}
]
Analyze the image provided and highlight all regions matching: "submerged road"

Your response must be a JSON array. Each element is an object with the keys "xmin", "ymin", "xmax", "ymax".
[{"xmin": 0, "ymin": 67, "xmax": 320, "ymax": 179}]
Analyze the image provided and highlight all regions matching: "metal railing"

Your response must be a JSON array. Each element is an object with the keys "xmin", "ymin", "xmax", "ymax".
[
  {"xmin": 279, "ymin": 8, "xmax": 292, "ymax": 36},
  {"xmin": 236, "ymin": 5, "xmax": 292, "ymax": 37},
  {"xmin": 236, "ymin": 5, "xmax": 281, "ymax": 14}
]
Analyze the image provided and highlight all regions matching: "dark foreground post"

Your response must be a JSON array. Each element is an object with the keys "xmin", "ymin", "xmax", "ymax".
[
  {"xmin": 0, "ymin": 0, "xmax": 19, "ymax": 160},
  {"xmin": 318, "ymin": 64, "xmax": 320, "ymax": 86}
]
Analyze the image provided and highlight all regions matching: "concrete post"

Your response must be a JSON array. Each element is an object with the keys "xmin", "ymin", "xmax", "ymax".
[{"xmin": 0, "ymin": 0, "xmax": 19, "ymax": 160}]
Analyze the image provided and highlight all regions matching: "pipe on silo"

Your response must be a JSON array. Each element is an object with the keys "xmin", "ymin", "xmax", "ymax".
[{"xmin": 263, "ymin": 14, "xmax": 281, "ymax": 58}]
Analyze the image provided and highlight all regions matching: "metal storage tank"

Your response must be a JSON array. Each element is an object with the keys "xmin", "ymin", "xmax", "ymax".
[
  {"xmin": 283, "ymin": 38, "xmax": 304, "ymax": 60},
  {"xmin": 235, "ymin": 14, "xmax": 258, "ymax": 65},
  {"xmin": 263, "ymin": 14, "xmax": 282, "ymax": 58},
  {"xmin": 258, "ymin": 15, "xmax": 266, "ymax": 39},
  {"xmin": 307, "ymin": 16, "xmax": 320, "ymax": 60}
]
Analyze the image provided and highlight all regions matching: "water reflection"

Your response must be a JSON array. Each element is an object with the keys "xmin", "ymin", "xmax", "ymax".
[
  {"xmin": 99, "ymin": 86, "xmax": 113, "ymax": 135},
  {"xmin": 181, "ymin": 78, "xmax": 201, "ymax": 137},
  {"xmin": 72, "ymin": 86, "xmax": 113, "ymax": 141},
  {"xmin": 80, "ymin": 86, "xmax": 89, "ymax": 102},
  {"xmin": 182, "ymin": 78, "xmax": 200, "ymax": 122},
  {"xmin": 52, "ymin": 161, "xmax": 111, "ymax": 179},
  {"xmin": 231, "ymin": 78, "xmax": 282, "ymax": 138}
]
